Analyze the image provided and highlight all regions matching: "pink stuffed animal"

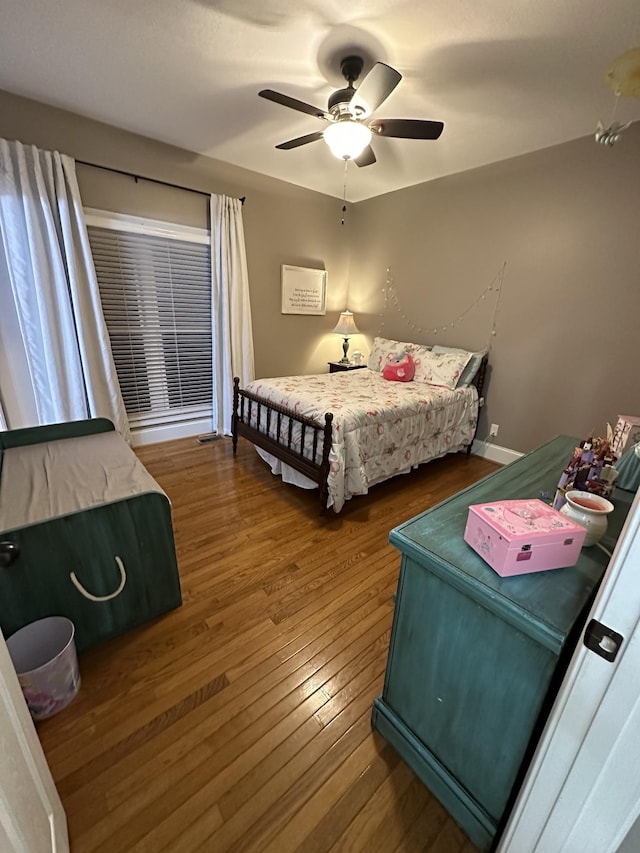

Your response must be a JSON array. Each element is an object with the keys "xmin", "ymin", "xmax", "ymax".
[{"xmin": 382, "ymin": 352, "xmax": 415, "ymax": 382}]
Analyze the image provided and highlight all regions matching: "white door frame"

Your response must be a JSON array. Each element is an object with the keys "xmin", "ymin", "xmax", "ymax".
[
  {"xmin": 0, "ymin": 632, "xmax": 69, "ymax": 852},
  {"xmin": 499, "ymin": 486, "xmax": 640, "ymax": 852}
]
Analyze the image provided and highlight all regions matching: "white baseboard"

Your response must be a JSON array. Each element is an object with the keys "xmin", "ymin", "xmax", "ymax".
[
  {"xmin": 472, "ymin": 439, "xmax": 524, "ymax": 465},
  {"xmin": 130, "ymin": 417, "xmax": 213, "ymax": 447}
]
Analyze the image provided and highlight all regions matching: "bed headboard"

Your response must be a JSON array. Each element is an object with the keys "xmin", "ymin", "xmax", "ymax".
[{"xmin": 473, "ymin": 354, "xmax": 489, "ymax": 406}]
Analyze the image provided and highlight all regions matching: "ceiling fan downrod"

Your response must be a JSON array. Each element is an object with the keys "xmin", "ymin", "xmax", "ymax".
[{"xmin": 327, "ymin": 55, "xmax": 364, "ymax": 113}]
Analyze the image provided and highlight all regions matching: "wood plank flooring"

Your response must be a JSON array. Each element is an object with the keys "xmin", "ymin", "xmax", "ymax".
[{"xmin": 37, "ymin": 436, "xmax": 499, "ymax": 852}]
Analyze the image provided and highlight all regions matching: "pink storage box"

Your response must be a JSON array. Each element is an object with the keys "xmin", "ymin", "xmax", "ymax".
[{"xmin": 464, "ymin": 499, "xmax": 587, "ymax": 577}]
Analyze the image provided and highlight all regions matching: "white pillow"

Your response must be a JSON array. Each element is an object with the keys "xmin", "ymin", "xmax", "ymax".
[
  {"xmin": 413, "ymin": 349, "xmax": 473, "ymax": 389},
  {"xmin": 367, "ymin": 336, "xmax": 432, "ymax": 372},
  {"xmin": 431, "ymin": 345, "xmax": 487, "ymax": 387}
]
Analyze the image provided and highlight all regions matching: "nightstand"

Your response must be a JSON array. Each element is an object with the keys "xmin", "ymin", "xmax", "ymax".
[{"xmin": 328, "ymin": 362, "xmax": 366, "ymax": 373}]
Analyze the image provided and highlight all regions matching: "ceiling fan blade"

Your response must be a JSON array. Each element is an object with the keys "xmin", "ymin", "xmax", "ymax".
[
  {"xmin": 349, "ymin": 63, "xmax": 402, "ymax": 118},
  {"xmin": 259, "ymin": 89, "xmax": 326, "ymax": 119},
  {"xmin": 275, "ymin": 131, "xmax": 325, "ymax": 150},
  {"xmin": 354, "ymin": 145, "xmax": 376, "ymax": 167},
  {"xmin": 371, "ymin": 119, "xmax": 444, "ymax": 140}
]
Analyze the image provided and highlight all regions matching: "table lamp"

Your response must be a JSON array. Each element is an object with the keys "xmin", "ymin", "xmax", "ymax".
[{"xmin": 333, "ymin": 311, "xmax": 359, "ymax": 363}]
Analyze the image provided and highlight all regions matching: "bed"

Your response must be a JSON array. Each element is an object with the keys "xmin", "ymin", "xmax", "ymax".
[{"xmin": 232, "ymin": 337, "xmax": 488, "ymax": 513}]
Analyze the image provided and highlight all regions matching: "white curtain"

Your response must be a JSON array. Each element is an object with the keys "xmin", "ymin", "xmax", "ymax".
[
  {"xmin": 0, "ymin": 139, "xmax": 129, "ymax": 438},
  {"xmin": 210, "ymin": 194, "xmax": 255, "ymax": 435}
]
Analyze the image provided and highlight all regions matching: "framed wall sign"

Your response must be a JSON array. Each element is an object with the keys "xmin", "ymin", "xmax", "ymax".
[{"xmin": 281, "ymin": 265, "xmax": 327, "ymax": 315}]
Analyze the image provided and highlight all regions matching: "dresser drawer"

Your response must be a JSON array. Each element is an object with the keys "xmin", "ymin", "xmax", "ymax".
[{"xmin": 384, "ymin": 556, "xmax": 556, "ymax": 822}]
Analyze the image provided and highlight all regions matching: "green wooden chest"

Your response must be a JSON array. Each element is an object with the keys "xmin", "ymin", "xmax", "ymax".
[{"xmin": 0, "ymin": 419, "xmax": 182, "ymax": 652}]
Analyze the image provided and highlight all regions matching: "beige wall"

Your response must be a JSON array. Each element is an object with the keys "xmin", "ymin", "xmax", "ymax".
[
  {"xmin": 0, "ymin": 89, "xmax": 351, "ymax": 380},
  {"xmin": 349, "ymin": 125, "xmax": 640, "ymax": 453},
  {"xmin": 1, "ymin": 88, "xmax": 639, "ymax": 452}
]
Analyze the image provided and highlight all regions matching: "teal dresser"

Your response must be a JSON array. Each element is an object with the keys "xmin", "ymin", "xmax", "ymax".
[{"xmin": 372, "ymin": 436, "xmax": 631, "ymax": 850}]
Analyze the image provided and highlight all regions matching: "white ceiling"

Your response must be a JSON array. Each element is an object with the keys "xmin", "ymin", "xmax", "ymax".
[{"xmin": 1, "ymin": 0, "xmax": 639, "ymax": 202}]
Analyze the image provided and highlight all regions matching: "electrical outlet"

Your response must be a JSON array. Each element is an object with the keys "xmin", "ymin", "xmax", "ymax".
[{"xmin": 489, "ymin": 423, "xmax": 499, "ymax": 438}]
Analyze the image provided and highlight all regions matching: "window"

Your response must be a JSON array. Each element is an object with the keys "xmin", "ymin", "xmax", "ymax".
[{"xmin": 86, "ymin": 210, "xmax": 212, "ymax": 438}]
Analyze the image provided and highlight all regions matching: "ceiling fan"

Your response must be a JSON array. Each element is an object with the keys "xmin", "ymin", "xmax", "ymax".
[{"xmin": 259, "ymin": 55, "xmax": 444, "ymax": 167}]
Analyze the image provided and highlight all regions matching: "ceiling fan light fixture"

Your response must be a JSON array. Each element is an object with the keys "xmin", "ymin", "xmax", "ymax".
[{"xmin": 324, "ymin": 120, "xmax": 372, "ymax": 160}]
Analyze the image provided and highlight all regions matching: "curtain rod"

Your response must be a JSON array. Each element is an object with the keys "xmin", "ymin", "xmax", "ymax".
[{"xmin": 75, "ymin": 159, "xmax": 246, "ymax": 205}]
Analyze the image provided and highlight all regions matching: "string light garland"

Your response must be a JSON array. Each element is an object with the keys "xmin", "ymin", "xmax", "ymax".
[{"xmin": 379, "ymin": 262, "xmax": 507, "ymax": 350}]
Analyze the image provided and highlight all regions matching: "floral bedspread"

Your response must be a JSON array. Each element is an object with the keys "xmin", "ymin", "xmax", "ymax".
[{"xmin": 246, "ymin": 369, "xmax": 479, "ymax": 512}]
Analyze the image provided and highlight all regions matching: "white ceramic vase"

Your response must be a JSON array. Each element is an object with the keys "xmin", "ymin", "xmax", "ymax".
[{"xmin": 559, "ymin": 490, "xmax": 614, "ymax": 547}]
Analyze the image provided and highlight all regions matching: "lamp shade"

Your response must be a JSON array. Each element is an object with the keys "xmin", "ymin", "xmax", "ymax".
[
  {"xmin": 324, "ymin": 121, "xmax": 372, "ymax": 161},
  {"xmin": 332, "ymin": 311, "xmax": 360, "ymax": 336}
]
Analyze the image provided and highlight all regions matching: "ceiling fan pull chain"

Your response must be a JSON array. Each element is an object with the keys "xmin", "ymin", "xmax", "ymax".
[{"xmin": 341, "ymin": 159, "xmax": 348, "ymax": 226}]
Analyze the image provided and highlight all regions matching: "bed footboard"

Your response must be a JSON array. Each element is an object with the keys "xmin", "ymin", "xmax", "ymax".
[{"xmin": 232, "ymin": 377, "xmax": 333, "ymax": 511}]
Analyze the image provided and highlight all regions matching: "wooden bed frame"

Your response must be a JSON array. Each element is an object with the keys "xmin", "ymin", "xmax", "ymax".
[{"xmin": 232, "ymin": 355, "xmax": 488, "ymax": 512}]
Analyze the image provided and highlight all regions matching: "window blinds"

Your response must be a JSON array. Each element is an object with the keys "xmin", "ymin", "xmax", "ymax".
[{"xmin": 88, "ymin": 225, "xmax": 212, "ymax": 428}]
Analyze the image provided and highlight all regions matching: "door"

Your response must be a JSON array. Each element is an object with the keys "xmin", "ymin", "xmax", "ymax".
[
  {"xmin": 498, "ymin": 486, "xmax": 640, "ymax": 852},
  {"xmin": 0, "ymin": 631, "xmax": 68, "ymax": 852}
]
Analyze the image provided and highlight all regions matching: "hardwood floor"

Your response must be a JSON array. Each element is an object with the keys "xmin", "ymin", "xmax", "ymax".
[{"xmin": 37, "ymin": 436, "xmax": 499, "ymax": 852}]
